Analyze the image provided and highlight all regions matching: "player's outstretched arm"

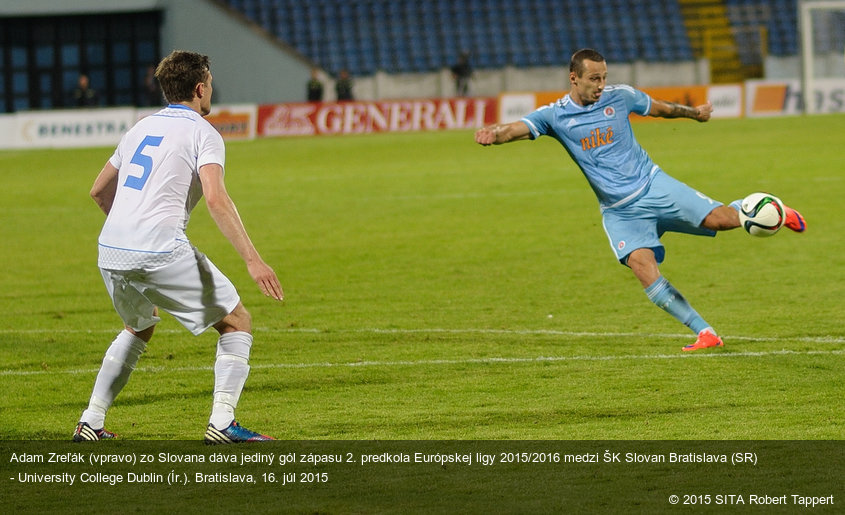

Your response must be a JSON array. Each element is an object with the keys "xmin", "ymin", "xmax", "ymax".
[
  {"xmin": 475, "ymin": 121, "xmax": 531, "ymax": 145},
  {"xmin": 649, "ymin": 99, "xmax": 712, "ymax": 122},
  {"xmin": 199, "ymin": 163, "xmax": 284, "ymax": 301},
  {"xmin": 90, "ymin": 161, "xmax": 120, "ymax": 215}
]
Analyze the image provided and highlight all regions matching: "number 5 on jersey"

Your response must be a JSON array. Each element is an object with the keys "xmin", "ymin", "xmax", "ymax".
[{"xmin": 125, "ymin": 135, "xmax": 164, "ymax": 190}]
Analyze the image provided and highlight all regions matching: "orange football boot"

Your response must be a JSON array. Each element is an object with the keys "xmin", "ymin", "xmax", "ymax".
[
  {"xmin": 683, "ymin": 329, "xmax": 724, "ymax": 352},
  {"xmin": 783, "ymin": 205, "xmax": 806, "ymax": 232}
]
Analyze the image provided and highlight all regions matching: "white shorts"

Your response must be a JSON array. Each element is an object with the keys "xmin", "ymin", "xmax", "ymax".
[{"xmin": 100, "ymin": 247, "xmax": 241, "ymax": 335}]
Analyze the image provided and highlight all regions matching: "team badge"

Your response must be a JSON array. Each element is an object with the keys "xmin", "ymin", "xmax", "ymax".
[
  {"xmin": 604, "ymin": 106, "xmax": 615, "ymax": 117},
  {"xmin": 617, "ymin": 240, "xmax": 626, "ymax": 250}
]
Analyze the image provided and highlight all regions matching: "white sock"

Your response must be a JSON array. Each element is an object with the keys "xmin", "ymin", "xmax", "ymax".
[
  {"xmin": 79, "ymin": 330, "xmax": 146, "ymax": 428},
  {"xmin": 209, "ymin": 331, "xmax": 253, "ymax": 430}
]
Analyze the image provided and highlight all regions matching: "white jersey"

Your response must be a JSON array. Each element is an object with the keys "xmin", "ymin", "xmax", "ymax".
[{"xmin": 98, "ymin": 104, "xmax": 225, "ymax": 270}]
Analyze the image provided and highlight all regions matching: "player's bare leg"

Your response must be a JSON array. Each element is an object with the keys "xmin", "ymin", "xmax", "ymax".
[
  {"xmin": 701, "ymin": 205, "xmax": 740, "ymax": 231},
  {"xmin": 627, "ymin": 248, "xmax": 661, "ymax": 288}
]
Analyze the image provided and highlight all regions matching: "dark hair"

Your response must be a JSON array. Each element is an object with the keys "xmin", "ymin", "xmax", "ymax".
[
  {"xmin": 154, "ymin": 50, "xmax": 210, "ymax": 104},
  {"xmin": 569, "ymin": 49, "xmax": 606, "ymax": 76}
]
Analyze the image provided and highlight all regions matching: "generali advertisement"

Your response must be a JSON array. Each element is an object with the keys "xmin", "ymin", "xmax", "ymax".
[{"xmin": 257, "ymin": 98, "xmax": 497, "ymax": 137}]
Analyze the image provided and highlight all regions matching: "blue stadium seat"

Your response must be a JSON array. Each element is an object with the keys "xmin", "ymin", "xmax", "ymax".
[{"xmin": 224, "ymin": 0, "xmax": 739, "ymax": 75}]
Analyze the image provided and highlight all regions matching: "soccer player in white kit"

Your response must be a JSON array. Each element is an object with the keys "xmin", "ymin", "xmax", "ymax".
[{"xmin": 73, "ymin": 50, "xmax": 283, "ymax": 443}]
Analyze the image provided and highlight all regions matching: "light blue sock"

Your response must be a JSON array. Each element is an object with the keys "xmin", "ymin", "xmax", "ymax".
[
  {"xmin": 645, "ymin": 276, "xmax": 711, "ymax": 335},
  {"xmin": 729, "ymin": 199, "xmax": 742, "ymax": 212}
]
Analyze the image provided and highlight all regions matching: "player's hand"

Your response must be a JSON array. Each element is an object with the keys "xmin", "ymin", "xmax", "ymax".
[
  {"xmin": 695, "ymin": 101, "xmax": 713, "ymax": 122},
  {"xmin": 475, "ymin": 127, "xmax": 497, "ymax": 146},
  {"xmin": 247, "ymin": 260, "xmax": 284, "ymax": 301}
]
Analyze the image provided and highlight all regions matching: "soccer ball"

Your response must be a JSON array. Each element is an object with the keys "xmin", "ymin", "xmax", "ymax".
[{"xmin": 738, "ymin": 192, "xmax": 785, "ymax": 237}]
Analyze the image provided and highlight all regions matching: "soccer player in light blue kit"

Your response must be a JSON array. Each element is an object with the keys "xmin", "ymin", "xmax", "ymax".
[{"xmin": 475, "ymin": 49, "xmax": 806, "ymax": 351}]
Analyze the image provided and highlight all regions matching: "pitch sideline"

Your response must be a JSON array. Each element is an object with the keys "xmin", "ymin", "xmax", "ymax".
[
  {"xmin": 3, "ymin": 326, "xmax": 845, "ymax": 344},
  {"xmin": 1, "ymin": 346, "xmax": 842, "ymax": 377}
]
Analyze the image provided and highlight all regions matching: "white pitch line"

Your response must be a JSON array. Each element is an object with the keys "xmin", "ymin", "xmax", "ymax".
[
  {"xmin": 360, "ymin": 189, "xmax": 575, "ymax": 202},
  {"xmin": 1, "ymin": 348, "xmax": 842, "ymax": 377},
  {"xmin": 347, "ymin": 328, "xmax": 845, "ymax": 344},
  {"xmin": 2, "ymin": 326, "xmax": 844, "ymax": 344}
]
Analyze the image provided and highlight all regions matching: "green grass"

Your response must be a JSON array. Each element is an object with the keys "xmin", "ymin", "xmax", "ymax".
[{"xmin": 1, "ymin": 114, "xmax": 843, "ymax": 440}]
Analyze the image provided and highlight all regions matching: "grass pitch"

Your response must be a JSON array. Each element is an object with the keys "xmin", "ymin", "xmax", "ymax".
[{"xmin": 0, "ymin": 114, "xmax": 843, "ymax": 441}]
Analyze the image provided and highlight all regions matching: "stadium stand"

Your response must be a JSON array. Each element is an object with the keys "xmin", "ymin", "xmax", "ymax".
[
  {"xmin": 219, "ymin": 0, "xmax": 817, "ymax": 82},
  {"xmin": 724, "ymin": 0, "xmax": 798, "ymax": 57},
  {"xmin": 4, "ymin": 0, "xmax": 812, "ymax": 112},
  {"xmin": 220, "ymin": 0, "xmax": 697, "ymax": 77}
]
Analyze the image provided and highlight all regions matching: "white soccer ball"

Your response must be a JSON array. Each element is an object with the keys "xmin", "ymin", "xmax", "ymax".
[{"xmin": 738, "ymin": 192, "xmax": 785, "ymax": 237}]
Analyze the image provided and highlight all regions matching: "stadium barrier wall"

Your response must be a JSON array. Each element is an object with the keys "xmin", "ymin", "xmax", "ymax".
[
  {"xmin": 0, "ymin": 105, "xmax": 258, "ymax": 150},
  {"xmin": 0, "ymin": 98, "xmax": 497, "ymax": 149},
  {"xmin": 1, "ymin": 79, "xmax": 843, "ymax": 150},
  {"xmin": 498, "ymin": 85, "xmax": 744, "ymax": 124},
  {"xmin": 2, "ymin": 107, "xmax": 136, "ymax": 149},
  {"xmin": 133, "ymin": 104, "xmax": 259, "ymax": 141},
  {"xmin": 745, "ymin": 78, "xmax": 845, "ymax": 117},
  {"xmin": 351, "ymin": 60, "xmax": 708, "ymax": 101}
]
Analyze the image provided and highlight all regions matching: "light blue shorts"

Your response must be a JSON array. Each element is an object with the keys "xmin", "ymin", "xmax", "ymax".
[{"xmin": 601, "ymin": 170, "xmax": 722, "ymax": 265}]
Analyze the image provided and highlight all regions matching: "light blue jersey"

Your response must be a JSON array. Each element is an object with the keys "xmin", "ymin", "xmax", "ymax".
[
  {"xmin": 522, "ymin": 85, "xmax": 722, "ymax": 265},
  {"xmin": 521, "ymin": 85, "xmax": 656, "ymax": 208}
]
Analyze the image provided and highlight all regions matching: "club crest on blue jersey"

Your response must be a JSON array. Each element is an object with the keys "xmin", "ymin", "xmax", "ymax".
[{"xmin": 604, "ymin": 106, "xmax": 615, "ymax": 117}]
